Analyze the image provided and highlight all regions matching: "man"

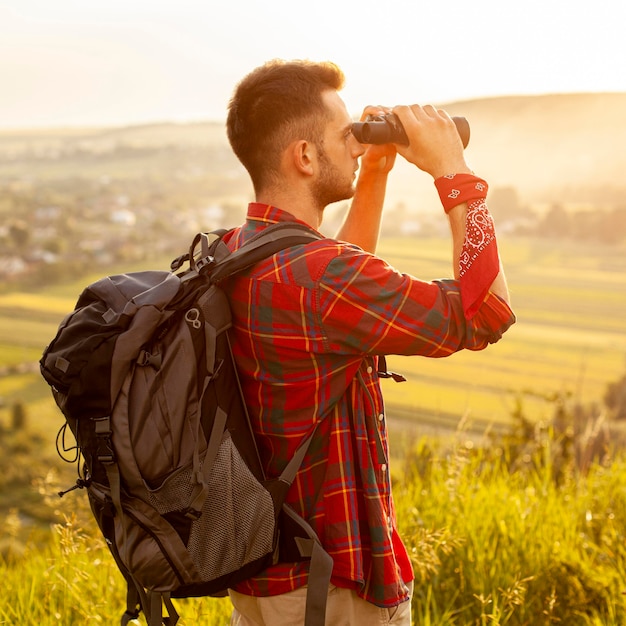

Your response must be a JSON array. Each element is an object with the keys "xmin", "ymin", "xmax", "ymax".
[{"xmin": 223, "ymin": 59, "xmax": 515, "ymax": 625}]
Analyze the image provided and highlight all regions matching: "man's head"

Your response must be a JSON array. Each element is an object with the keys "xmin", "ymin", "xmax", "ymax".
[{"xmin": 226, "ymin": 59, "xmax": 347, "ymax": 195}]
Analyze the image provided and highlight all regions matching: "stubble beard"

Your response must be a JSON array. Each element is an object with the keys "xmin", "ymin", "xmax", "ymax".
[{"xmin": 312, "ymin": 146, "xmax": 356, "ymax": 210}]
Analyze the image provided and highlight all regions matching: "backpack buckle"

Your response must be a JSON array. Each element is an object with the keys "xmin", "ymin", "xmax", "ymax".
[
  {"xmin": 183, "ymin": 507, "xmax": 202, "ymax": 521},
  {"xmin": 137, "ymin": 349, "xmax": 163, "ymax": 369},
  {"xmin": 195, "ymin": 255, "xmax": 216, "ymax": 274},
  {"xmin": 94, "ymin": 416, "xmax": 116, "ymax": 464}
]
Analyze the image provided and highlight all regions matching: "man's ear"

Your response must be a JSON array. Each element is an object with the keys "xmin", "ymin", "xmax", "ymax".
[{"xmin": 291, "ymin": 139, "xmax": 315, "ymax": 176}]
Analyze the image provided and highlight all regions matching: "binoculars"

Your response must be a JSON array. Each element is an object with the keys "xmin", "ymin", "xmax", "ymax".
[{"xmin": 352, "ymin": 113, "xmax": 470, "ymax": 148}]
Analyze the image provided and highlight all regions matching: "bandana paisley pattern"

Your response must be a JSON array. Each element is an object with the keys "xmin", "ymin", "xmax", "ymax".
[
  {"xmin": 434, "ymin": 174, "xmax": 500, "ymax": 320},
  {"xmin": 461, "ymin": 198, "xmax": 496, "ymax": 275}
]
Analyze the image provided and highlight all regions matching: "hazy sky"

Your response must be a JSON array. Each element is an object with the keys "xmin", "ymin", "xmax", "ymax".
[{"xmin": 1, "ymin": 0, "xmax": 624, "ymax": 129}]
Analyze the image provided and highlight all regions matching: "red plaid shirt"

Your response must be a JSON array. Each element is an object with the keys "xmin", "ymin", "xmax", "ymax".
[{"xmin": 225, "ymin": 203, "xmax": 515, "ymax": 607}]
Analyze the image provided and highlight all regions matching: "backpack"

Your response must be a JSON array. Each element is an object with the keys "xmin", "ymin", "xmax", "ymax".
[{"xmin": 40, "ymin": 222, "xmax": 333, "ymax": 626}]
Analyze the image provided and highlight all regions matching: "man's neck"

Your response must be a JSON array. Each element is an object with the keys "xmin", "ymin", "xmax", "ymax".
[{"xmin": 256, "ymin": 186, "xmax": 323, "ymax": 230}]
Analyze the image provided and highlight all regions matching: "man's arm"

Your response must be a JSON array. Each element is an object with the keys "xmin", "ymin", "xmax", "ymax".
[
  {"xmin": 335, "ymin": 107, "xmax": 396, "ymax": 254},
  {"xmin": 393, "ymin": 104, "xmax": 511, "ymax": 306},
  {"xmin": 335, "ymin": 144, "xmax": 395, "ymax": 254}
]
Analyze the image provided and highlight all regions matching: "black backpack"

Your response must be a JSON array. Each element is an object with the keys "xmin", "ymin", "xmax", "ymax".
[{"xmin": 40, "ymin": 222, "xmax": 332, "ymax": 626}]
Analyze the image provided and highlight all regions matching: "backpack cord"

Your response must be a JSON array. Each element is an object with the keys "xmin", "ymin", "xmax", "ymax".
[
  {"xmin": 55, "ymin": 423, "xmax": 93, "ymax": 497},
  {"xmin": 56, "ymin": 422, "xmax": 80, "ymax": 463}
]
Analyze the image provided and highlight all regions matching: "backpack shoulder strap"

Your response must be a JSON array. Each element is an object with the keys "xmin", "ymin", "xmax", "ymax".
[
  {"xmin": 184, "ymin": 222, "xmax": 323, "ymax": 516},
  {"xmin": 197, "ymin": 221, "xmax": 331, "ymax": 626},
  {"xmin": 201, "ymin": 222, "xmax": 322, "ymax": 284}
]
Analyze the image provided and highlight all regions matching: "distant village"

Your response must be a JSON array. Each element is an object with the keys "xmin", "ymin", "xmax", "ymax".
[{"xmin": 1, "ymin": 129, "xmax": 625, "ymax": 287}]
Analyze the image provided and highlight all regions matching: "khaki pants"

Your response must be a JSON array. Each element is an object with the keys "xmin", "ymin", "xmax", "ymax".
[{"xmin": 229, "ymin": 582, "xmax": 413, "ymax": 626}]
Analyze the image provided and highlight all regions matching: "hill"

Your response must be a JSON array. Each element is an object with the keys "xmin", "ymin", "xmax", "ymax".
[
  {"xmin": 1, "ymin": 92, "xmax": 625, "ymax": 212},
  {"xmin": 443, "ymin": 92, "xmax": 626, "ymax": 204},
  {"xmin": 382, "ymin": 92, "xmax": 626, "ymax": 212}
]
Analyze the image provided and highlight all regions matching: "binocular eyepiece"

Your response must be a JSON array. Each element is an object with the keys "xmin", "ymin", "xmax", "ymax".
[{"xmin": 352, "ymin": 113, "xmax": 470, "ymax": 148}]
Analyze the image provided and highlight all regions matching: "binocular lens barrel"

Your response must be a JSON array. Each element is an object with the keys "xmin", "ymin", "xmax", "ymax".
[{"xmin": 352, "ymin": 115, "xmax": 470, "ymax": 149}]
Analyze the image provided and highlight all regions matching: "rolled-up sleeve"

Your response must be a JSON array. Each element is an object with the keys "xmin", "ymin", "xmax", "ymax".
[{"xmin": 318, "ymin": 247, "xmax": 515, "ymax": 357}]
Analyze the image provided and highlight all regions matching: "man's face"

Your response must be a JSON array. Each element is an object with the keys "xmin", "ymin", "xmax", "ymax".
[{"xmin": 312, "ymin": 90, "xmax": 365, "ymax": 208}]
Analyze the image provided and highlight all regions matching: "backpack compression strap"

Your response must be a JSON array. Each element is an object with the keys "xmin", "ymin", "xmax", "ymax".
[{"xmin": 279, "ymin": 427, "xmax": 334, "ymax": 626}]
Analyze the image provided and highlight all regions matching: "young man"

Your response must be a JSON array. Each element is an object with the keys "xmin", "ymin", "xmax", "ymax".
[{"xmin": 223, "ymin": 59, "xmax": 515, "ymax": 625}]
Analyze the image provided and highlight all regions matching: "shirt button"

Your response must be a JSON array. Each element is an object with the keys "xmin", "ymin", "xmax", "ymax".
[
  {"xmin": 381, "ymin": 464, "xmax": 387, "ymax": 472},
  {"xmin": 366, "ymin": 366, "xmax": 373, "ymax": 374},
  {"xmin": 378, "ymin": 413, "xmax": 384, "ymax": 422}
]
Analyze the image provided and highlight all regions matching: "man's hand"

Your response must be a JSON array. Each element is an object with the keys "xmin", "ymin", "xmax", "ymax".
[
  {"xmin": 357, "ymin": 106, "xmax": 397, "ymax": 176},
  {"xmin": 392, "ymin": 104, "xmax": 471, "ymax": 179}
]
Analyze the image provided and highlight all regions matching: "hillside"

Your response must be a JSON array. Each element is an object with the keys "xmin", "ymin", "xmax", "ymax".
[
  {"xmin": 0, "ymin": 92, "xmax": 625, "ymax": 212},
  {"xmin": 443, "ymin": 92, "xmax": 626, "ymax": 203},
  {"xmin": 382, "ymin": 92, "xmax": 626, "ymax": 212}
]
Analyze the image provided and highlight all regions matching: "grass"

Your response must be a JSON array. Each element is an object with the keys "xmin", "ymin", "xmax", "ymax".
[
  {"xmin": 394, "ymin": 437, "xmax": 626, "ymax": 625},
  {"xmin": 0, "ymin": 511, "xmax": 234, "ymax": 624},
  {"xmin": 2, "ymin": 432, "xmax": 626, "ymax": 625}
]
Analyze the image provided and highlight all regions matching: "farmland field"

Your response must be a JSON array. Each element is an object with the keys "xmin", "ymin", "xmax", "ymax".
[
  {"xmin": 1, "ymin": 235, "xmax": 624, "ymax": 447},
  {"xmin": 378, "ymin": 236, "xmax": 626, "ymax": 439}
]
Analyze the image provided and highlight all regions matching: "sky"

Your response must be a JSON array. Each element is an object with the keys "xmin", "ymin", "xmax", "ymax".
[{"xmin": 1, "ymin": 0, "xmax": 624, "ymax": 129}]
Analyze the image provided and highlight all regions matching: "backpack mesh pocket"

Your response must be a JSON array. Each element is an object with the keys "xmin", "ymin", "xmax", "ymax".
[
  {"xmin": 187, "ymin": 432, "xmax": 276, "ymax": 581},
  {"xmin": 146, "ymin": 463, "xmax": 196, "ymax": 514}
]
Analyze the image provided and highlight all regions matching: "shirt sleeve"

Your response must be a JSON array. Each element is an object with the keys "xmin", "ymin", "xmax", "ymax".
[{"xmin": 317, "ymin": 245, "xmax": 515, "ymax": 357}]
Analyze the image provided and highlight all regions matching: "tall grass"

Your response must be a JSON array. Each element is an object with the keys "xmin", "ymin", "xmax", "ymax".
[
  {"xmin": 396, "ymin": 432, "xmax": 626, "ymax": 625},
  {"xmin": 0, "ymin": 475, "xmax": 233, "ymax": 625},
  {"xmin": 2, "ymin": 428, "xmax": 626, "ymax": 625}
]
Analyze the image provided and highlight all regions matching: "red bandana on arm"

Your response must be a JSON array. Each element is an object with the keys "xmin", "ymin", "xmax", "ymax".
[{"xmin": 434, "ymin": 173, "xmax": 500, "ymax": 320}]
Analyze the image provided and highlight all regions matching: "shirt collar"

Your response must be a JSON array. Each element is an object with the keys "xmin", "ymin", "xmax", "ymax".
[{"xmin": 246, "ymin": 202, "xmax": 312, "ymax": 229}]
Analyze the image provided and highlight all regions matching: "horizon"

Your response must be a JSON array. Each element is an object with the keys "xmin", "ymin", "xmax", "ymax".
[
  {"xmin": 1, "ymin": 90, "xmax": 625, "ymax": 134},
  {"xmin": 1, "ymin": 0, "xmax": 624, "ymax": 130}
]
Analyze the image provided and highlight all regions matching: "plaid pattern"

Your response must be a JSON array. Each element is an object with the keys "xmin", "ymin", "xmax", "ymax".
[{"xmin": 226, "ymin": 203, "xmax": 515, "ymax": 608}]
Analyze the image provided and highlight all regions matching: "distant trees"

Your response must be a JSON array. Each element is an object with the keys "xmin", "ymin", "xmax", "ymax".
[
  {"xmin": 605, "ymin": 372, "xmax": 626, "ymax": 421},
  {"xmin": 535, "ymin": 203, "xmax": 626, "ymax": 244},
  {"xmin": 482, "ymin": 185, "xmax": 626, "ymax": 246},
  {"xmin": 487, "ymin": 186, "xmax": 524, "ymax": 221},
  {"xmin": 5, "ymin": 220, "xmax": 31, "ymax": 252}
]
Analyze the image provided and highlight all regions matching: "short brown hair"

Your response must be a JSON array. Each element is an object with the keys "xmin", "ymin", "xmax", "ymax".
[{"xmin": 226, "ymin": 59, "xmax": 345, "ymax": 192}]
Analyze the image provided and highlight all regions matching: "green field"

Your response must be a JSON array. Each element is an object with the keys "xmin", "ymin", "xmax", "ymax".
[
  {"xmin": 377, "ymin": 236, "xmax": 626, "ymax": 436},
  {"xmin": 1, "ymin": 236, "xmax": 625, "ymax": 442}
]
